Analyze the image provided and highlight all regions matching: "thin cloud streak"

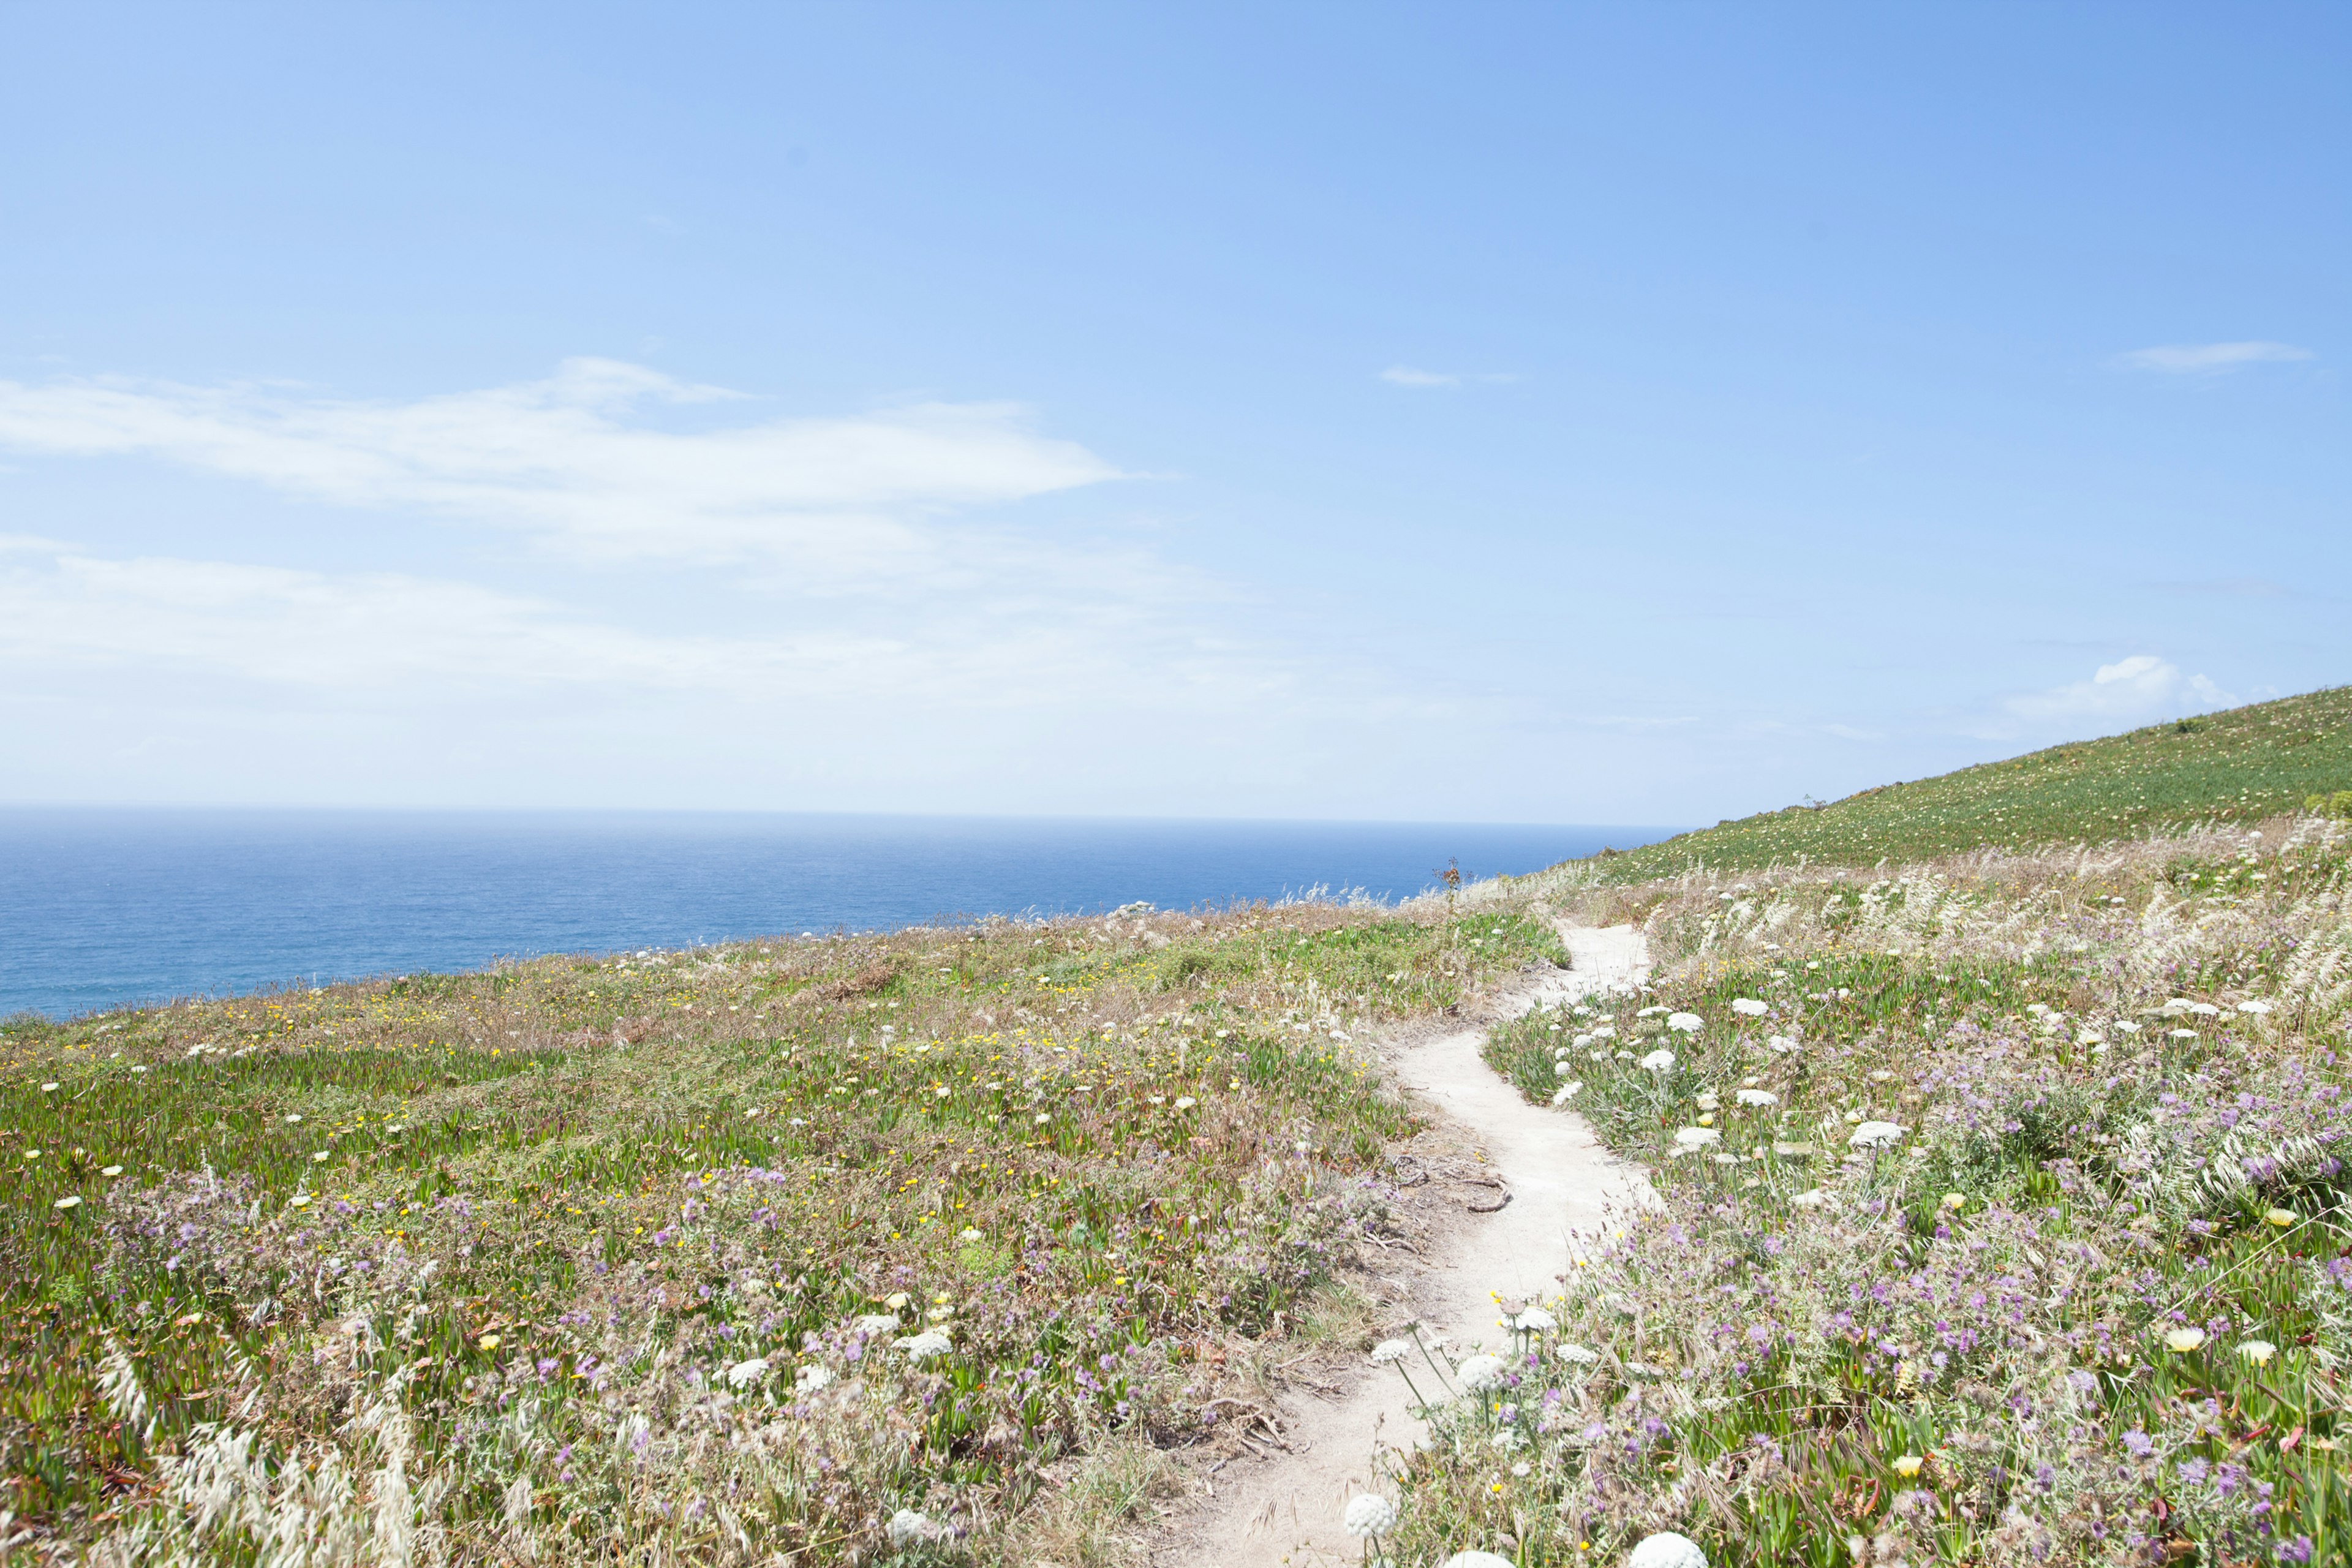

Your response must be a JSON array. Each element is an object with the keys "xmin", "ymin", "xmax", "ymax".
[
  {"xmin": 1378, "ymin": 366, "xmax": 1520, "ymax": 389},
  {"xmin": 0, "ymin": 358, "xmax": 1125, "ymax": 570},
  {"xmin": 2116, "ymin": 341, "xmax": 2313, "ymax": 374}
]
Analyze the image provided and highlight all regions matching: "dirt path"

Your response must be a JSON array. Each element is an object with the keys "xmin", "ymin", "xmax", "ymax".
[{"xmin": 1166, "ymin": 923, "xmax": 1653, "ymax": 1567}]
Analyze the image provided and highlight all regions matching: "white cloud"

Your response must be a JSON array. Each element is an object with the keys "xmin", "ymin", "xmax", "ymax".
[
  {"xmin": 0, "ymin": 538, "xmax": 1504, "ymax": 814},
  {"xmin": 0, "ymin": 541, "xmax": 1341, "ymax": 714},
  {"xmin": 0, "ymin": 547, "xmax": 875, "ymax": 694},
  {"xmin": 2003, "ymin": 655, "xmax": 2231, "ymax": 728},
  {"xmin": 2117, "ymin": 341, "xmax": 2314, "ymax": 375},
  {"xmin": 1376, "ymin": 366, "xmax": 1521, "ymax": 389},
  {"xmin": 0, "ymin": 358, "xmax": 1123, "ymax": 568}
]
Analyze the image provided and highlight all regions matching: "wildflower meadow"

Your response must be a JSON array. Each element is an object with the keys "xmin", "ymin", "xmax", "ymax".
[
  {"xmin": 7, "ymin": 684, "xmax": 2350, "ymax": 1567},
  {"xmin": 1397, "ymin": 815, "xmax": 2352, "ymax": 1565},
  {"xmin": 0, "ymin": 900, "xmax": 1560, "ymax": 1564}
]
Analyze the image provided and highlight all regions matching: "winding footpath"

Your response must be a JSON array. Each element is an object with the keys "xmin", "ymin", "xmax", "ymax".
[{"xmin": 1171, "ymin": 922, "xmax": 1654, "ymax": 1568}]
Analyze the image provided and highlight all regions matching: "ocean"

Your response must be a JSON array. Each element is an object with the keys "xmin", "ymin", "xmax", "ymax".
[{"xmin": 0, "ymin": 810, "xmax": 1677, "ymax": 1020}]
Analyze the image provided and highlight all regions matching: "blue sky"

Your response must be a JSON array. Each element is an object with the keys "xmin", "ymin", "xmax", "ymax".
[{"xmin": 1, "ymin": 4, "xmax": 2343, "ymax": 824}]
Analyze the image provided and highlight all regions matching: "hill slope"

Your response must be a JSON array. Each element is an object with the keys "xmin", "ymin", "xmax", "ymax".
[{"xmin": 1592, "ymin": 683, "xmax": 2352, "ymax": 878}]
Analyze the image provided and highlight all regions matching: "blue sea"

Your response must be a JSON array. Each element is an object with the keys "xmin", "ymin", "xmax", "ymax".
[{"xmin": 0, "ymin": 810, "xmax": 1678, "ymax": 1020}]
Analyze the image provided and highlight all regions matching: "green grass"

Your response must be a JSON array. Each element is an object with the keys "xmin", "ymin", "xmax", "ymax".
[
  {"xmin": 0, "ymin": 900, "xmax": 1564, "ymax": 1561},
  {"xmin": 1581, "ymin": 684, "xmax": 2352, "ymax": 880}
]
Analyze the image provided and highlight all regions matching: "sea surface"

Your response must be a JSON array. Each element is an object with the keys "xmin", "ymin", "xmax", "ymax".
[{"xmin": 0, "ymin": 810, "xmax": 1678, "ymax": 1020}]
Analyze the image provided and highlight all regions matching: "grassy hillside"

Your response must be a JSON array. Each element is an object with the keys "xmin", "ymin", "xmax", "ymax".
[
  {"xmin": 1428, "ymin": 827, "xmax": 2352, "ymax": 1567},
  {"xmin": 0, "ymin": 900, "xmax": 1561, "ymax": 1562},
  {"xmin": 1591, "ymin": 684, "xmax": 2352, "ymax": 880}
]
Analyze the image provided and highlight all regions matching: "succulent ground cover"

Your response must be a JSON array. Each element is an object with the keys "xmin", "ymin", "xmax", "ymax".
[
  {"xmin": 1589, "ymin": 685, "xmax": 2352, "ymax": 881},
  {"xmin": 0, "ymin": 900, "xmax": 1562, "ymax": 1564},
  {"xmin": 1389, "ymin": 818, "xmax": 2352, "ymax": 1566}
]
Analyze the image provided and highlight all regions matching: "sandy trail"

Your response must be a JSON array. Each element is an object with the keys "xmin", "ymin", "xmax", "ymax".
[{"xmin": 1168, "ymin": 923, "xmax": 1653, "ymax": 1568}]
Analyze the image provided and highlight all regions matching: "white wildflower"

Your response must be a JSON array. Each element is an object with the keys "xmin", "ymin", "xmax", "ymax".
[
  {"xmin": 1640, "ymin": 1048, "xmax": 1676, "ymax": 1072},
  {"xmin": 1673, "ymin": 1126, "xmax": 1721, "ymax": 1152},
  {"xmin": 886, "ymin": 1509, "xmax": 936, "ymax": 1547},
  {"xmin": 854, "ymin": 1313, "xmax": 902, "ymax": 1335},
  {"xmin": 1370, "ymin": 1338, "xmax": 1412, "ymax": 1365},
  {"xmin": 1790, "ymin": 1189, "xmax": 1831, "ymax": 1208},
  {"xmin": 1551, "ymin": 1082, "xmax": 1581, "ymax": 1105},
  {"xmin": 1512, "ymin": 1305, "xmax": 1557, "ymax": 1332},
  {"xmin": 1341, "ymin": 1493, "xmax": 1398, "ymax": 1539},
  {"xmin": 2238, "ymin": 1340, "xmax": 2276, "ymax": 1365},
  {"xmin": 2238, "ymin": 1000, "xmax": 2272, "ymax": 1015},
  {"xmin": 895, "ymin": 1329, "xmax": 953, "ymax": 1361},
  {"xmin": 1553, "ymin": 1060, "xmax": 1573, "ymax": 1076},
  {"xmin": 1666, "ymin": 1012, "xmax": 1703, "ymax": 1032},
  {"xmin": 794, "ymin": 1364, "xmax": 835, "ymax": 1392},
  {"xmin": 1736, "ymin": 1088, "xmax": 1778, "ymax": 1107},
  {"xmin": 1627, "ymin": 1532, "xmax": 1710, "ymax": 1568},
  {"xmin": 1455, "ymin": 1353, "xmax": 1506, "ymax": 1390},
  {"xmin": 1558, "ymin": 1341, "xmax": 1599, "ymax": 1364},
  {"xmin": 2165, "ymin": 1327, "xmax": 2206, "ymax": 1353},
  {"xmin": 1849, "ymin": 1120, "xmax": 1907, "ymax": 1148},
  {"xmin": 1766, "ymin": 1034, "xmax": 1799, "ymax": 1054},
  {"xmin": 725, "ymin": 1357, "xmax": 769, "ymax": 1389},
  {"xmin": 1731, "ymin": 997, "xmax": 1767, "ymax": 1016},
  {"xmin": 53, "ymin": 1194, "xmax": 82, "ymax": 1210}
]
